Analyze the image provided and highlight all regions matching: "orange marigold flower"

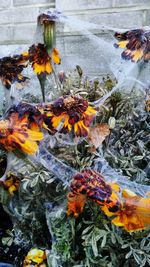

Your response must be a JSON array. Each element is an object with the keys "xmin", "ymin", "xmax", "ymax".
[
  {"xmin": 0, "ymin": 54, "xmax": 29, "ymax": 89},
  {"xmin": 0, "ymin": 105, "xmax": 43, "ymax": 155},
  {"xmin": 0, "ymin": 172, "xmax": 20, "ymax": 195},
  {"xmin": 67, "ymin": 169, "xmax": 118, "ymax": 217},
  {"xmin": 103, "ymin": 189, "xmax": 150, "ymax": 232},
  {"xmin": 41, "ymin": 96, "xmax": 97, "ymax": 137},
  {"xmin": 28, "ymin": 43, "xmax": 61, "ymax": 75},
  {"xmin": 68, "ymin": 169, "xmax": 150, "ymax": 232},
  {"xmin": 114, "ymin": 28, "xmax": 150, "ymax": 62},
  {"xmin": 67, "ymin": 191, "xmax": 87, "ymax": 218},
  {"xmin": 23, "ymin": 248, "xmax": 47, "ymax": 267}
]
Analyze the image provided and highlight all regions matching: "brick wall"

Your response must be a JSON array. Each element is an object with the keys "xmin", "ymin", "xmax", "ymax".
[
  {"xmin": 0, "ymin": 0, "xmax": 149, "ymax": 75},
  {"xmin": 0, "ymin": 0, "xmax": 149, "ymax": 45},
  {"xmin": 56, "ymin": 0, "xmax": 150, "ymax": 30},
  {"xmin": 0, "ymin": 0, "xmax": 55, "ymax": 45}
]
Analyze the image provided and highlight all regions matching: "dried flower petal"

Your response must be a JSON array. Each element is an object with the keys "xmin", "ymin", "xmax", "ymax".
[{"xmin": 88, "ymin": 123, "xmax": 110, "ymax": 150}]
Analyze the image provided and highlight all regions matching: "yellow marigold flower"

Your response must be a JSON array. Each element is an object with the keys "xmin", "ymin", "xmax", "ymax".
[
  {"xmin": 23, "ymin": 248, "xmax": 47, "ymax": 267},
  {"xmin": 114, "ymin": 28, "xmax": 150, "ymax": 62},
  {"xmin": 41, "ymin": 95, "xmax": 96, "ymax": 137},
  {"xmin": 28, "ymin": 43, "xmax": 61, "ymax": 75}
]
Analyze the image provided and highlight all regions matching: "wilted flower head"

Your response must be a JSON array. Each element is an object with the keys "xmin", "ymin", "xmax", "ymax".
[
  {"xmin": 58, "ymin": 70, "xmax": 66, "ymax": 84},
  {"xmin": 6, "ymin": 102, "xmax": 43, "ymax": 129},
  {"xmin": 28, "ymin": 43, "xmax": 61, "ymax": 75},
  {"xmin": 0, "ymin": 103, "xmax": 43, "ymax": 155},
  {"xmin": 38, "ymin": 9, "xmax": 62, "ymax": 25},
  {"xmin": 41, "ymin": 95, "xmax": 97, "ymax": 137},
  {"xmin": 23, "ymin": 248, "xmax": 47, "ymax": 267},
  {"xmin": 0, "ymin": 172, "xmax": 21, "ymax": 195},
  {"xmin": 70, "ymin": 170, "xmax": 112, "ymax": 201},
  {"xmin": 114, "ymin": 28, "xmax": 150, "ymax": 62},
  {"xmin": 0, "ymin": 53, "xmax": 28, "ymax": 89}
]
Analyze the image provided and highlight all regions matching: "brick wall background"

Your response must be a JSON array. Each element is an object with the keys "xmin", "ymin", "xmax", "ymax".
[
  {"xmin": 0, "ymin": 0, "xmax": 55, "ymax": 44},
  {"xmin": 0, "ymin": 0, "xmax": 149, "ymax": 75},
  {"xmin": 0, "ymin": 0, "xmax": 149, "ymax": 44}
]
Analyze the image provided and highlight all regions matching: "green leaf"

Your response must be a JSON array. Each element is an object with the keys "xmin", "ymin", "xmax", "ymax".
[
  {"xmin": 125, "ymin": 250, "xmax": 132, "ymax": 259},
  {"xmin": 2, "ymin": 237, "xmax": 13, "ymax": 246},
  {"xmin": 91, "ymin": 235, "xmax": 98, "ymax": 257},
  {"xmin": 0, "ymin": 186, "xmax": 9, "ymax": 204},
  {"xmin": 101, "ymin": 234, "xmax": 107, "ymax": 248}
]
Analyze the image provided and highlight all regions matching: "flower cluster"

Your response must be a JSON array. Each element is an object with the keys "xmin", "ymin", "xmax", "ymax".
[
  {"xmin": 0, "ymin": 96, "xmax": 96, "ymax": 155},
  {"xmin": 114, "ymin": 28, "xmax": 150, "ymax": 62},
  {"xmin": 67, "ymin": 169, "xmax": 150, "ymax": 232},
  {"xmin": 23, "ymin": 248, "xmax": 47, "ymax": 267},
  {"xmin": 40, "ymin": 95, "xmax": 97, "ymax": 137},
  {"xmin": 0, "ymin": 43, "xmax": 61, "ymax": 89}
]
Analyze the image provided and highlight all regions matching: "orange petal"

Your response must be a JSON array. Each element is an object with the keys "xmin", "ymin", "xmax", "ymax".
[
  {"xmin": 51, "ymin": 48, "xmax": 61, "ymax": 64},
  {"xmin": 67, "ymin": 192, "xmax": 87, "ymax": 218}
]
